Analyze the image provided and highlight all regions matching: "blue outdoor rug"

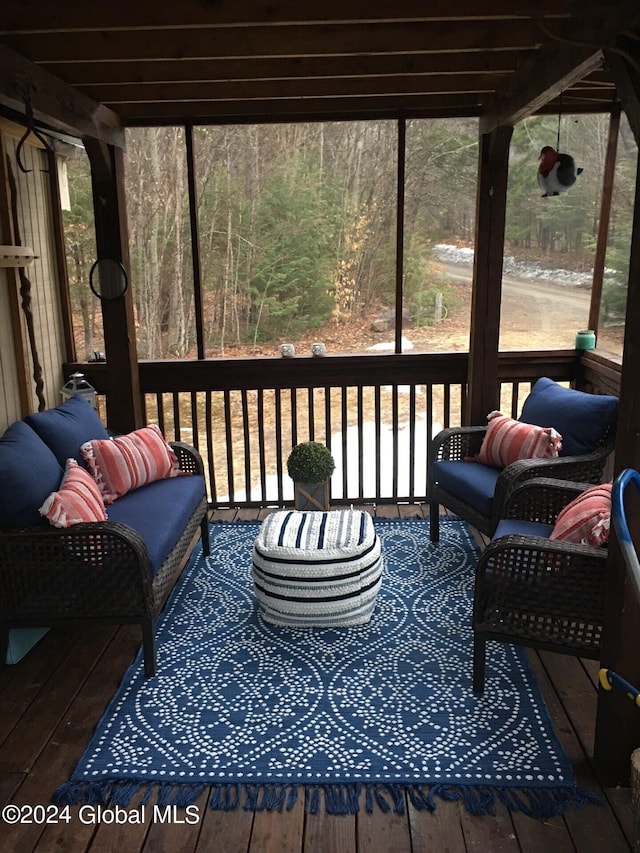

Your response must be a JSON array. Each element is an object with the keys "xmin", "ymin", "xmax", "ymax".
[{"xmin": 55, "ymin": 517, "xmax": 597, "ymax": 817}]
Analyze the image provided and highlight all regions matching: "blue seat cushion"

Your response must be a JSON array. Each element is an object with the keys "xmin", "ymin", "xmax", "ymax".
[
  {"xmin": 24, "ymin": 394, "xmax": 110, "ymax": 467},
  {"xmin": 431, "ymin": 460, "xmax": 500, "ymax": 519},
  {"xmin": 519, "ymin": 377, "xmax": 618, "ymax": 457},
  {"xmin": 492, "ymin": 519, "xmax": 554, "ymax": 540},
  {"xmin": 0, "ymin": 421, "xmax": 63, "ymax": 527},
  {"xmin": 106, "ymin": 475, "xmax": 206, "ymax": 577}
]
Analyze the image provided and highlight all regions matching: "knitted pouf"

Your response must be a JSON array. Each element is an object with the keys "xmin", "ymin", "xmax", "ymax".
[{"xmin": 251, "ymin": 509, "xmax": 383, "ymax": 627}]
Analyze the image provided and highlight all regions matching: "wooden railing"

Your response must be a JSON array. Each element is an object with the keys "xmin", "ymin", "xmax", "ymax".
[{"xmin": 71, "ymin": 349, "xmax": 620, "ymax": 508}]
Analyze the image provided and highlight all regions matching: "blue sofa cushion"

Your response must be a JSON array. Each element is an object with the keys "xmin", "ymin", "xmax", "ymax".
[
  {"xmin": 24, "ymin": 394, "xmax": 110, "ymax": 467},
  {"xmin": 106, "ymin": 474, "xmax": 206, "ymax": 577},
  {"xmin": 431, "ymin": 460, "xmax": 500, "ymax": 519},
  {"xmin": 492, "ymin": 519, "xmax": 554, "ymax": 540},
  {"xmin": 0, "ymin": 421, "xmax": 63, "ymax": 527},
  {"xmin": 520, "ymin": 377, "xmax": 618, "ymax": 457}
]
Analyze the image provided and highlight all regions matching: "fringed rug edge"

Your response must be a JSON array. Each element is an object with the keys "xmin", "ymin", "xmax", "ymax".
[{"xmin": 53, "ymin": 779, "xmax": 602, "ymax": 818}]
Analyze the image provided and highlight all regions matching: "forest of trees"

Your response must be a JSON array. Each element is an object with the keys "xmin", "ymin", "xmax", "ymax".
[{"xmin": 62, "ymin": 113, "xmax": 637, "ymax": 361}]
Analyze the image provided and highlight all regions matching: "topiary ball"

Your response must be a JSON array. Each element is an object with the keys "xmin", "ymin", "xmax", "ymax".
[{"xmin": 286, "ymin": 441, "xmax": 335, "ymax": 482}]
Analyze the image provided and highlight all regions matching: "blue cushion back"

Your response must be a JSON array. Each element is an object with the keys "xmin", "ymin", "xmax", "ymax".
[
  {"xmin": 24, "ymin": 394, "xmax": 110, "ymax": 467},
  {"xmin": 0, "ymin": 421, "xmax": 63, "ymax": 527},
  {"xmin": 519, "ymin": 377, "xmax": 618, "ymax": 457}
]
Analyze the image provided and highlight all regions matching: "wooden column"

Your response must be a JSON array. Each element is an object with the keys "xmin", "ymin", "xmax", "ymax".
[
  {"xmin": 465, "ymin": 124, "xmax": 513, "ymax": 425},
  {"xmin": 588, "ymin": 107, "xmax": 621, "ymax": 337},
  {"xmin": 84, "ymin": 138, "xmax": 142, "ymax": 433},
  {"xmin": 594, "ymin": 146, "xmax": 640, "ymax": 784}
]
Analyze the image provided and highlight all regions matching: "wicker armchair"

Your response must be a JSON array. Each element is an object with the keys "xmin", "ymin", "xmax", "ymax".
[
  {"xmin": 472, "ymin": 478, "xmax": 608, "ymax": 694},
  {"xmin": 0, "ymin": 441, "xmax": 209, "ymax": 678},
  {"xmin": 429, "ymin": 377, "xmax": 617, "ymax": 543}
]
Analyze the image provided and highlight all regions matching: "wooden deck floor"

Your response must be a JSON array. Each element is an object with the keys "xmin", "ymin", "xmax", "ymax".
[{"xmin": 0, "ymin": 505, "xmax": 634, "ymax": 852}]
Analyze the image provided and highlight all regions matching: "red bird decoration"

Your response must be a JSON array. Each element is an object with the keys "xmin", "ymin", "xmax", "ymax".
[{"xmin": 537, "ymin": 146, "xmax": 582, "ymax": 197}]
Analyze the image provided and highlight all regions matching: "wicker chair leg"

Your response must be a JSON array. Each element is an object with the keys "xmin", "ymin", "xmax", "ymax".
[
  {"xmin": 473, "ymin": 634, "xmax": 486, "ymax": 694},
  {"xmin": 201, "ymin": 514, "xmax": 211, "ymax": 556},
  {"xmin": 429, "ymin": 500, "xmax": 440, "ymax": 543},
  {"xmin": 142, "ymin": 619, "xmax": 157, "ymax": 678}
]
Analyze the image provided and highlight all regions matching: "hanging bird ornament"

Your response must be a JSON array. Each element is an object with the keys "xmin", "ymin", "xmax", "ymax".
[{"xmin": 537, "ymin": 146, "xmax": 583, "ymax": 197}]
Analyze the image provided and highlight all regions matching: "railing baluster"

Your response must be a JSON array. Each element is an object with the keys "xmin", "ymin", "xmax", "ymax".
[
  {"xmin": 308, "ymin": 387, "xmax": 315, "ymax": 441},
  {"xmin": 187, "ymin": 392, "xmax": 197, "ymax": 450},
  {"xmin": 206, "ymin": 390, "xmax": 217, "ymax": 505},
  {"xmin": 375, "ymin": 385, "xmax": 381, "ymax": 500},
  {"xmin": 275, "ymin": 389, "xmax": 284, "ymax": 506},
  {"xmin": 392, "ymin": 384, "xmax": 399, "ymax": 499},
  {"xmin": 409, "ymin": 384, "xmax": 416, "ymax": 500},
  {"xmin": 357, "ymin": 385, "xmax": 364, "ymax": 501},
  {"xmin": 223, "ymin": 389, "xmax": 235, "ymax": 505},
  {"xmin": 257, "ymin": 390, "xmax": 267, "ymax": 503},
  {"xmin": 172, "ymin": 392, "xmax": 181, "ymax": 442},
  {"xmin": 341, "ymin": 387, "xmax": 348, "ymax": 500},
  {"xmin": 241, "ymin": 389, "xmax": 251, "ymax": 502},
  {"xmin": 156, "ymin": 392, "xmax": 165, "ymax": 434}
]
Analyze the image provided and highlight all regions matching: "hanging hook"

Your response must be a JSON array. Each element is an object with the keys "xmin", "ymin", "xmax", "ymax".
[{"xmin": 16, "ymin": 96, "xmax": 54, "ymax": 174}]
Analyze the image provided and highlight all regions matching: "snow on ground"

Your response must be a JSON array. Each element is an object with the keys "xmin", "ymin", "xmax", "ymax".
[{"xmin": 433, "ymin": 243, "xmax": 596, "ymax": 287}]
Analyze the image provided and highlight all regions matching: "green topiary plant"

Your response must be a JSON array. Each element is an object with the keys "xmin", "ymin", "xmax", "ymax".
[{"xmin": 286, "ymin": 441, "xmax": 335, "ymax": 483}]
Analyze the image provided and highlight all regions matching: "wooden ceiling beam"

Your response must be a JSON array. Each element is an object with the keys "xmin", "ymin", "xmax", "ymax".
[
  {"xmin": 481, "ymin": 5, "xmax": 640, "ymax": 131},
  {"xmin": 0, "ymin": 0, "xmax": 570, "ymax": 32},
  {"xmin": 116, "ymin": 90, "xmax": 616, "ymax": 124},
  {"xmin": 3, "ymin": 21, "xmax": 540, "ymax": 64},
  {"xmin": 0, "ymin": 44, "xmax": 125, "ymax": 147},
  {"xmin": 90, "ymin": 73, "xmax": 505, "ymax": 106},
  {"xmin": 480, "ymin": 43, "xmax": 604, "ymax": 132},
  {"xmin": 52, "ymin": 51, "xmax": 529, "ymax": 88}
]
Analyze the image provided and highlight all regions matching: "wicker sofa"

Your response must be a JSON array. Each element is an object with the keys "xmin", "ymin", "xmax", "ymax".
[{"xmin": 0, "ymin": 395, "xmax": 210, "ymax": 677}]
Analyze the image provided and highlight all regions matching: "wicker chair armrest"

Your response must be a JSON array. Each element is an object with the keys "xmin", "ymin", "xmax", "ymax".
[
  {"xmin": 492, "ymin": 447, "xmax": 612, "ymax": 528},
  {"xmin": 430, "ymin": 426, "xmax": 487, "ymax": 463},
  {"xmin": 0, "ymin": 521, "xmax": 155, "ymax": 621},
  {"xmin": 170, "ymin": 441, "xmax": 205, "ymax": 476},
  {"xmin": 0, "ymin": 520, "xmax": 150, "ymax": 574},
  {"xmin": 500, "ymin": 478, "xmax": 595, "ymax": 524}
]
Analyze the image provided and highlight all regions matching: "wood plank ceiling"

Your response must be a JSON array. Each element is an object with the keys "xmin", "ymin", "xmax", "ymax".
[{"xmin": 0, "ymin": 0, "xmax": 639, "ymax": 141}]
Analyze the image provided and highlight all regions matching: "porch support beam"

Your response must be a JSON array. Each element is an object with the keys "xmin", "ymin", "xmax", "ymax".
[
  {"xmin": 606, "ymin": 45, "xmax": 640, "ymax": 146},
  {"xmin": 588, "ymin": 106, "xmax": 621, "ymax": 338},
  {"xmin": 594, "ymin": 143, "xmax": 640, "ymax": 783},
  {"xmin": 465, "ymin": 124, "xmax": 512, "ymax": 425},
  {"xmin": 84, "ymin": 138, "xmax": 143, "ymax": 433},
  {"xmin": 0, "ymin": 44, "xmax": 124, "ymax": 149}
]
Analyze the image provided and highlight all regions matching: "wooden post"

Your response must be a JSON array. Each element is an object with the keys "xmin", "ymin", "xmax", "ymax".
[
  {"xmin": 466, "ymin": 125, "xmax": 513, "ymax": 425},
  {"xmin": 588, "ymin": 107, "xmax": 621, "ymax": 337},
  {"xmin": 594, "ymin": 147, "xmax": 640, "ymax": 784},
  {"xmin": 84, "ymin": 138, "xmax": 142, "ymax": 433}
]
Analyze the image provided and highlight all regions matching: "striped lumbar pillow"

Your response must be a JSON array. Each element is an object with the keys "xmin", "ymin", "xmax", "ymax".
[
  {"xmin": 81, "ymin": 424, "xmax": 184, "ymax": 503},
  {"xmin": 475, "ymin": 411, "xmax": 562, "ymax": 468},
  {"xmin": 39, "ymin": 458, "xmax": 107, "ymax": 527},
  {"xmin": 550, "ymin": 483, "xmax": 611, "ymax": 546}
]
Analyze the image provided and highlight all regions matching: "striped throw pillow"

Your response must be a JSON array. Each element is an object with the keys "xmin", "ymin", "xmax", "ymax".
[
  {"xmin": 39, "ymin": 458, "xmax": 107, "ymax": 527},
  {"xmin": 475, "ymin": 411, "xmax": 562, "ymax": 468},
  {"xmin": 550, "ymin": 483, "xmax": 611, "ymax": 546},
  {"xmin": 81, "ymin": 424, "xmax": 184, "ymax": 503}
]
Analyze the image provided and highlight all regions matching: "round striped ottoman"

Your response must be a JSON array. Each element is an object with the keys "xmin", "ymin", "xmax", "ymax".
[{"xmin": 251, "ymin": 509, "xmax": 383, "ymax": 627}]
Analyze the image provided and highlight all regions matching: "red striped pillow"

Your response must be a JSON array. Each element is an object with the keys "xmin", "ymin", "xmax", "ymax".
[
  {"xmin": 81, "ymin": 424, "xmax": 185, "ymax": 503},
  {"xmin": 550, "ymin": 483, "xmax": 611, "ymax": 546},
  {"xmin": 39, "ymin": 458, "xmax": 107, "ymax": 527},
  {"xmin": 475, "ymin": 411, "xmax": 562, "ymax": 468}
]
